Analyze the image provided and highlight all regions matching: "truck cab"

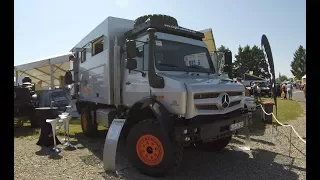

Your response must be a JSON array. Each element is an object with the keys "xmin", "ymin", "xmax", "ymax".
[{"xmin": 71, "ymin": 16, "xmax": 255, "ymax": 177}]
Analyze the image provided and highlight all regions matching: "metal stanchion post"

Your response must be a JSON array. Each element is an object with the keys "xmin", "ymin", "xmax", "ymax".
[
  {"xmin": 244, "ymin": 112, "xmax": 251, "ymax": 149},
  {"xmin": 289, "ymin": 127, "xmax": 292, "ymax": 157},
  {"xmin": 233, "ymin": 112, "xmax": 251, "ymax": 152},
  {"xmin": 271, "ymin": 115, "xmax": 274, "ymax": 143}
]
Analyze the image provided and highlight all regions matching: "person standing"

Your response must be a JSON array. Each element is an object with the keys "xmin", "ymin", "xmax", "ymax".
[
  {"xmin": 256, "ymin": 82, "xmax": 262, "ymax": 101},
  {"xmin": 282, "ymin": 83, "xmax": 287, "ymax": 100},
  {"xmin": 286, "ymin": 83, "xmax": 293, "ymax": 100},
  {"xmin": 303, "ymin": 84, "xmax": 306, "ymax": 99}
]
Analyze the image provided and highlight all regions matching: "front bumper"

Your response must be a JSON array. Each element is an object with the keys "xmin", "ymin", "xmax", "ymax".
[{"xmin": 174, "ymin": 110, "xmax": 248, "ymax": 143}]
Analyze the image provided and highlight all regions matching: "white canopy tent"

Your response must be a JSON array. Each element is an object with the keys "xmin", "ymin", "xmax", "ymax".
[
  {"xmin": 14, "ymin": 53, "xmax": 73, "ymax": 89},
  {"xmin": 301, "ymin": 74, "xmax": 306, "ymax": 85}
]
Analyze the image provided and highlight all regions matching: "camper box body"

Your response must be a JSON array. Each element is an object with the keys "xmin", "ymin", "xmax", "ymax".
[{"xmin": 72, "ymin": 17, "xmax": 134, "ymax": 105}]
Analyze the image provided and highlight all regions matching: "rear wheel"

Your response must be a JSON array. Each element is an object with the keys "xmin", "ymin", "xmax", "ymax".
[
  {"xmin": 126, "ymin": 119, "xmax": 183, "ymax": 177},
  {"xmin": 80, "ymin": 106, "xmax": 97, "ymax": 137},
  {"xmin": 196, "ymin": 136, "xmax": 232, "ymax": 152}
]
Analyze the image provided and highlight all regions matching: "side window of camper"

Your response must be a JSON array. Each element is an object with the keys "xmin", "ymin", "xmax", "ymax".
[
  {"xmin": 92, "ymin": 36, "xmax": 104, "ymax": 56},
  {"xmin": 81, "ymin": 49, "xmax": 86, "ymax": 63},
  {"xmin": 135, "ymin": 46, "xmax": 143, "ymax": 71}
]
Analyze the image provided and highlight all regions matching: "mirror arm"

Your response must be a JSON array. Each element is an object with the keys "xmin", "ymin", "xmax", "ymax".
[{"xmin": 134, "ymin": 40, "xmax": 148, "ymax": 44}]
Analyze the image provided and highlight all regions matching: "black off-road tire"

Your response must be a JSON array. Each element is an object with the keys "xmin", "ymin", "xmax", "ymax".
[
  {"xmin": 196, "ymin": 136, "xmax": 232, "ymax": 152},
  {"xmin": 126, "ymin": 119, "xmax": 183, "ymax": 177},
  {"xmin": 80, "ymin": 106, "xmax": 97, "ymax": 137},
  {"xmin": 134, "ymin": 14, "xmax": 178, "ymax": 27}
]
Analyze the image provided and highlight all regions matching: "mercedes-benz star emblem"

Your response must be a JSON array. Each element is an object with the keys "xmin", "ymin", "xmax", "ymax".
[{"xmin": 221, "ymin": 93, "xmax": 230, "ymax": 108}]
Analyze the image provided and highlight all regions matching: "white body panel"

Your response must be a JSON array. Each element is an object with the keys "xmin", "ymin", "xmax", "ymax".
[{"xmin": 71, "ymin": 17, "xmax": 134, "ymax": 105}]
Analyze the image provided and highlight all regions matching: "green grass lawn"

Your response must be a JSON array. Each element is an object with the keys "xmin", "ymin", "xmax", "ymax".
[
  {"xmin": 258, "ymin": 97, "xmax": 304, "ymax": 122},
  {"xmin": 14, "ymin": 117, "xmax": 106, "ymax": 139}
]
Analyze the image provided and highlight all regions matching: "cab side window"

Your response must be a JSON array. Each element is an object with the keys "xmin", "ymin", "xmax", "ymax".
[
  {"xmin": 133, "ymin": 44, "xmax": 149, "ymax": 71},
  {"xmin": 135, "ymin": 46, "xmax": 144, "ymax": 71}
]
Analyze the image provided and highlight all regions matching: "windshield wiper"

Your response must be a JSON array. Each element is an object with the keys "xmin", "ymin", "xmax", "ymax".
[
  {"xmin": 158, "ymin": 63, "xmax": 189, "ymax": 74},
  {"xmin": 187, "ymin": 65, "xmax": 211, "ymax": 75}
]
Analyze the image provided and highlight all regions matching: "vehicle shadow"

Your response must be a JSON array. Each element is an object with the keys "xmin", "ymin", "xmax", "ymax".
[
  {"xmin": 237, "ymin": 108, "xmax": 268, "ymax": 137},
  {"xmin": 74, "ymin": 131, "xmax": 303, "ymax": 180}
]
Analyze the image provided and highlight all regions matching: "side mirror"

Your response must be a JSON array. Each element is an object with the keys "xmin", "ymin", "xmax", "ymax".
[
  {"xmin": 224, "ymin": 51, "xmax": 232, "ymax": 66},
  {"xmin": 125, "ymin": 58, "xmax": 137, "ymax": 70},
  {"xmin": 223, "ymin": 51, "xmax": 233, "ymax": 78},
  {"xmin": 126, "ymin": 40, "xmax": 137, "ymax": 58}
]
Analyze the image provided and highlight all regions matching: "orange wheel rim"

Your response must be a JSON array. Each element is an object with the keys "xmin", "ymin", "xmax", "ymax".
[
  {"xmin": 81, "ymin": 114, "xmax": 87, "ymax": 131},
  {"xmin": 136, "ymin": 134, "xmax": 164, "ymax": 166}
]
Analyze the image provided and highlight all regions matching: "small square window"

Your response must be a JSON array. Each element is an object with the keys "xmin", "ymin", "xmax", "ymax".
[{"xmin": 92, "ymin": 37, "xmax": 104, "ymax": 56}]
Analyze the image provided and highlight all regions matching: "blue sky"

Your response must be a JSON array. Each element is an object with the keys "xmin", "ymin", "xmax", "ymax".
[{"xmin": 14, "ymin": 0, "xmax": 305, "ymax": 77}]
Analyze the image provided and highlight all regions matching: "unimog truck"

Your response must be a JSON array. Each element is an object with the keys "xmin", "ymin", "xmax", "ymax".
[{"xmin": 70, "ymin": 15, "xmax": 255, "ymax": 177}]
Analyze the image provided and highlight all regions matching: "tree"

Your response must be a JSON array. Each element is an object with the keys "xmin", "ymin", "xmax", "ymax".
[
  {"xmin": 290, "ymin": 45, "xmax": 306, "ymax": 80},
  {"xmin": 276, "ymin": 75, "xmax": 289, "ymax": 83},
  {"xmin": 233, "ymin": 45, "xmax": 270, "ymax": 79},
  {"xmin": 216, "ymin": 45, "xmax": 230, "ymax": 62},
  {"xmin": 217, "ymin": 45, "xmax": 230, "ymax": 52}
]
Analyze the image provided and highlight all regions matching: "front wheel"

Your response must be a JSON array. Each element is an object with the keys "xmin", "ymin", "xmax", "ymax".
[{"xmin": 126, "ymin": 119, "xmax": 183, "ymax": 177}]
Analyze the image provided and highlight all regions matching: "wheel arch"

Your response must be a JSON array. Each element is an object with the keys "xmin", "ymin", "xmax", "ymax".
[{"xmin": 123, "ymin": 98, "xmax": 174, "ymax": 142}]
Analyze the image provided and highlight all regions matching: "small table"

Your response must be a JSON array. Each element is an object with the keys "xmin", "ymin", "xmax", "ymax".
[{"xmin": 36, "ymin": 107, "xmax": 61, "ymax": 147}]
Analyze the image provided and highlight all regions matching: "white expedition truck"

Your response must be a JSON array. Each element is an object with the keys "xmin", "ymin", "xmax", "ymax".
[{"xmin": 70, "ymin": 15, "xmax": 255, "ymax": 177}]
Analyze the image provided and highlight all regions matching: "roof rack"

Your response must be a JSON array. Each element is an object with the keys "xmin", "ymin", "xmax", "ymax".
[{"xmin": 124, "ymin": 19, "xmax": 204, "ymax": 41}]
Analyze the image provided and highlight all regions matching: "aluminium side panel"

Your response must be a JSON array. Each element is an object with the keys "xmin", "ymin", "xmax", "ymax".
[
  {"xmin": 75, "ymin": 17, "xmax": 133, "ymax": 105},
  {"xmin": 106, "ymin": 17, "xmax": 134, "ymax": 105}
]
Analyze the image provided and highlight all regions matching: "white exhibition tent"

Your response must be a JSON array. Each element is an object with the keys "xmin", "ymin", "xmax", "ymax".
[
  {"xmin": 14, "ymin": 53, "xmax": 73, "ymax": 88},
  {"xmin": 301, "ymin": 74, "xmax": 306, "ymax": 85}
]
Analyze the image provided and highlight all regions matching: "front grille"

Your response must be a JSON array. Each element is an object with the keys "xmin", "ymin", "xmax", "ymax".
[
  {"xmin": 194, "ymin": 93, "xmax": 219, "ymax": 99},
  {"xmin": 229, "ymin": 100, "xmax": 241, "ymax": 107},
  {"xmin": 194, "ymin": 91, "xmax": 243, "ymax": 99},
  {"xmin": 227, "ymin": 92, "xmax": 243, "ymax": 96},
  {"xmin": 196, "ymin": 105, "xmax": 218, "ymax": 110}
]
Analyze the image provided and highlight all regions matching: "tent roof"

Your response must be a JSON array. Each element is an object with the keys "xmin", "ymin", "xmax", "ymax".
[{"xmin": 14, "ymin": 53, "xmax": 72, "ymax": 88}]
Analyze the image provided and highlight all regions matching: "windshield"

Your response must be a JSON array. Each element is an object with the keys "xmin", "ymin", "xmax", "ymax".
[
  {"xmin": 254, "ymin": 82, "xmax": 267, "ymax": 87},
  {"xmin": 154, "ymin": 40, "xmax": 215, "ymax": 73}
]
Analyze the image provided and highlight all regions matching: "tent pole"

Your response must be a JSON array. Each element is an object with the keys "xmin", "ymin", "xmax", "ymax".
[
  {"xmin": 15, "ymin": 69, "xmax": 18, "ymax": 86},
  {"xmin": 50, "ymin": 61, "xmax": 54, "ymax": 89}
]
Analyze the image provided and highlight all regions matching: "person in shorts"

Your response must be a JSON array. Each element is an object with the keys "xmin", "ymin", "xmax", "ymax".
[{"xmin": 286, "ymin": 83, "xmax": 293, "ymax": 100}]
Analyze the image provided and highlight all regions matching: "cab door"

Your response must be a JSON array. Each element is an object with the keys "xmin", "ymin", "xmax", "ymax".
[{"xmin": 122, "ymin": 44, "xmax": 150, "ymax": 106}]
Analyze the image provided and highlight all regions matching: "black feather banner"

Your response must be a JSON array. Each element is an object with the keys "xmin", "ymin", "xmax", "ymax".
[{"xmin": 261, "ymin": 35, "xmax": 277, "ymax": 116}]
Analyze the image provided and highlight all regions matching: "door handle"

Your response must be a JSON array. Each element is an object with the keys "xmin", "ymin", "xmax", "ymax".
[{"xmin": 126, "ymin": 82, "xmax": 131, "ymax": 85}]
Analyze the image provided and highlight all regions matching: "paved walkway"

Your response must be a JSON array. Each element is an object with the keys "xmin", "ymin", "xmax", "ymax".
[{"xmin": 292, "ymin": 90, "xmax": 306, "ymax": 112}]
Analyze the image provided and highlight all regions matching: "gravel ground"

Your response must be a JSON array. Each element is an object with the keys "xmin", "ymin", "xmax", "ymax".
[{"xmin": 14, "ymin": 109, "xmax": 306, "ymax": 180}]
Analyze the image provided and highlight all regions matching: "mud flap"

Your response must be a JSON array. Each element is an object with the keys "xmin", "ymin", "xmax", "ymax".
[{"xmin": 103, "ymin": 119, "xmax": 126, "ymax": 172}]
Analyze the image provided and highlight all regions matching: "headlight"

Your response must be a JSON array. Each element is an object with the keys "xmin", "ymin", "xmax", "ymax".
[{"xmin": 245, "ymin": 98, "xmax": 255, "ymax": 104}]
